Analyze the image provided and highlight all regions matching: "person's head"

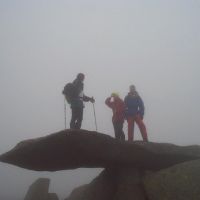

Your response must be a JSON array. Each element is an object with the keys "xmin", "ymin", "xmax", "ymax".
[
  {"xmin": 129, "ymin": 85, "xmax": 136, "ymax": 93},
  {"xmin": 77, "ymin": 73, "xmax": 85, "ymax": 81}
]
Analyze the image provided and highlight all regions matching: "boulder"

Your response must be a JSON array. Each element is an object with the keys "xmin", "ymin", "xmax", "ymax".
[
  {"xmin": 65, "ymin": 168, "xmax": 148, "ymax": 200},
  {"xmin": 24, "ymin": 178, "xmax": 50, "ymax": 200},
  {"xmin": 0, "ymin": 129, "xmax": 200, "ymax": 171},
  {"xmin": 65, "ymin": 169, "xmax": 117, "ymax": 200},
  {"xmin": 47, "ymin": 193, "xmax": 59, "ymax": 200},
  {"xmin": 113, "ymin": 168, "xmax": 147, "ymax": 200},
  {"xmin": 66, "ymin": 160, "xmax": 200, "ymax": 200},
  {"xmin": 143, "ymin": 159, "xmax": 200, "ymax": 200},
  {"xmin": 24, "ymin": 178, "xmax": 59, "ymax": 200}
]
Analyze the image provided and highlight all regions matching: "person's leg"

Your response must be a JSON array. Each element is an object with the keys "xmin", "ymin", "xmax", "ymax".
[
  {"xmin": 135, "ymin": 115, "xmax": 148, "ymax": 141},
  {"xmin": 70, "ymin": 107, "xmax": 77, "ymax": 129},
  {"xmin": 75, "ymin": 107, "xmax": 83, "ymax": 129},
  {"xmin": 113, "ymin": 121, "xmax": 120, "ymax": 139},
  {"xmin": 127, "ymin": 117, "xmax": 134, "ymax": 141},
  {"xmin": 119, "ymin": 121, "xmax": 125, "ymax": 141}
]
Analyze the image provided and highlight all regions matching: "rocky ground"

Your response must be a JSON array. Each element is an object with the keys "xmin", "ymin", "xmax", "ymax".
[{"xmin": 1, "ymin": 129, "xmax": 200, "ymax": 200}]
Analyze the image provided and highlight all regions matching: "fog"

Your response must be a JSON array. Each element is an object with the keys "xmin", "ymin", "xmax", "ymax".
[{"xmin": 0, "ymin": 0, "xmax": 200, "ymax": 199}]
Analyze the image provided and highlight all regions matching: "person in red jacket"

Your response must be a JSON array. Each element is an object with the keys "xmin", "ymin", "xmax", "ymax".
[{"xmin": 105, "ymin": 93, "xmax": 125, "ymax": 140}]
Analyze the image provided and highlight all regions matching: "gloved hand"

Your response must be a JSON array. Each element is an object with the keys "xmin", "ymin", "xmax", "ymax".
[{"xmin": 90, "ymin": 97, "xmax": 95, "ymax": 103}]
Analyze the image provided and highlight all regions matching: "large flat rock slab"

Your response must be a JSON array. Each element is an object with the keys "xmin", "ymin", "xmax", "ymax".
[{"xmin": 0, "ymin": 129, "xmax": 199, "ymax": 171}]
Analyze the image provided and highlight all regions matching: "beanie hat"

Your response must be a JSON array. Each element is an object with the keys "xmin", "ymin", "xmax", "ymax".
[{"xmin": 111, "ymin": 92, "xmax": 119, "ymax": 97}]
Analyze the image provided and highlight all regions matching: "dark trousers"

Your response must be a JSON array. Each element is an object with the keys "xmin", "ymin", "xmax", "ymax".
[
  {"xmin": 70, "ymin": 107, "xmax": 83, "ymax": 129},
  {"xmin": 113, "ymin": 121, "xmax": 125, "ymax": 140}
]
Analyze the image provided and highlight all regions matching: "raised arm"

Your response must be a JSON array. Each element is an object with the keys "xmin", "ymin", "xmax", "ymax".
[{"xmin": 105, "ymin": 97, "xmax": 114, "ymax": 109}]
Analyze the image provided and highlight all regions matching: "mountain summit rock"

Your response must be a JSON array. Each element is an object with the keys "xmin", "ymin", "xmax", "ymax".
[{"xmin": 0, "ymin": 129, "xmax": 200, "ymax": 171}]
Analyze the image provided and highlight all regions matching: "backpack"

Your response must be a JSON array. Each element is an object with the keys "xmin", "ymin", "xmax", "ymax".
[{"xmin": 62, "ymin": 83, "xmax": 75, "ymax": 103}]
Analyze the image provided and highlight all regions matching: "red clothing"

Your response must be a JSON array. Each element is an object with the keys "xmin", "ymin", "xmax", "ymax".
[
  {"xmin": 127, "ymin": 114, "xmax": 148, "ymax": 141},
  {"xmin": 105, "ymin": 97, "xmax": 125, "ymax": 122}
]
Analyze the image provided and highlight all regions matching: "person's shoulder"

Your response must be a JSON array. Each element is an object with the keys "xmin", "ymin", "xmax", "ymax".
[
  {"xmin": 125, "ymin": 93, "xmax": 130, "ymax": 98},
  {"xmin": 72, "ymin": 79, "xmax": 77, "ymax": 84},
  {"xmin": 124, "ymin": 94, "xmax": 129, "ymax": 100},
  {"xmin": 73, "ymin": 79, "xmax": 82, "ymax": 86},
  {"xmin": 137, "ymin": 95, "xmax": 144, "ymax": 104}
]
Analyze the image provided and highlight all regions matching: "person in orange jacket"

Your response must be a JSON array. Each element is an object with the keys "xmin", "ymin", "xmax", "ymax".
[
  {"xmin": 105, "ymin": 93, "xmax": 125, "ymax": 140},
  {"xmin": 124, "ymin": 85, "xmax": 148, "ymax": 142}
]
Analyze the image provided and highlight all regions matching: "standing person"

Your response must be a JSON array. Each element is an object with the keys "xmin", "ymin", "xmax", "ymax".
[
  {"xmin": 124, "ymin": 85, "xmax": 148, "ymax": 142},
  {"xmin": 105, "ymin": 93, "xmax": 125, "ymax": 140},
  {"xmin": 63, "ymin": 73, "xmax": 95, "ymax": 129}
]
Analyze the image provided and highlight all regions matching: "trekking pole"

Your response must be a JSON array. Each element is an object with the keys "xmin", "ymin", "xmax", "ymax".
[
  {"xmin": 92, "ymin": 102, "xmax": 98, "ymax": 131},
  {"xmin": 64, "ymin": 97, "xmax": 67, "ymax": 129}
]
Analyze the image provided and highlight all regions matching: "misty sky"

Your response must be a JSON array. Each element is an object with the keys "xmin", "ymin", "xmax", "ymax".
[{"xmin": 0, "ymin": 0, "xmax": 200, "ymax": 199}]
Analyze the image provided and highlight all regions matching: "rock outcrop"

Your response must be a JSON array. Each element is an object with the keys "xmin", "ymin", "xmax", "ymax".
[
  {"xmin": 1, "ymin": 129, "xmax": 200, "ymax": 199},
  {"xmin": 144, "ymin": 159, "xmax": 200, "ymax": 200},
  {"xmin": 24, "ymin": 178, "xmax": 59, "ymax": 200},
  {"xmin": 47, "ymin": 193, "xmax": 59, "ymax": 200},
  {"xmin": 65, "ymin": 160, "xmax": 200, "ymax": 200},
  {"xmin": 0, "ymin": 129, "xmax": 200, "ymax": 171},
  {"xmin": 64, "ymin": 167, "xmax": 148, "ymax": 200},
  {"xmin": 65, "ymin": 169, "xmax": 117, "ymax": 200},
  {"xmin": 24, "ymin": 178, "xmax": 50, "ymax": 200}
]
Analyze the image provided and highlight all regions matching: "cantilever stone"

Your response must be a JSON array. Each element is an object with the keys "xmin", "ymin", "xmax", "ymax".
[{"xmin": 0, "ymin": 129, "xmax": 199, "ymax": 171}]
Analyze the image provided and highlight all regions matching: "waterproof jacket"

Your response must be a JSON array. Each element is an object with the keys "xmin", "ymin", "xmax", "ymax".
[
  {"xmin": 105, "ymin": 97, "xmax": 125, "ymax": 122},
  {"xmin": 124, "ymin": 92, "xmax": 144, "ymax": 118},
  {"xmin": 70, "ymin": 78, "xmax": 90, "ymax": 108}
]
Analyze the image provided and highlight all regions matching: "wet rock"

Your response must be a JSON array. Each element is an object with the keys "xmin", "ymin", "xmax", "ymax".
[{"xmin": 0, "ymin": 129, "xmax": 199, "ymax": 171}]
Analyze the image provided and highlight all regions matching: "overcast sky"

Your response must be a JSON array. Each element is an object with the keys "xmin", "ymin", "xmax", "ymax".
[{"xmin": 0, "ymin": 0, "xmax": 200, "ymax": 199}]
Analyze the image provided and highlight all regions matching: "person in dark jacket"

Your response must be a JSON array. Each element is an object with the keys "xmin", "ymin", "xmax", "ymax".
[
  {"xmin": 70, "ymin": 73, "xmax": 94, "ymax": 129},
  {"xmin": 124, "ymin": 85, "xmax": 148, "ymax": 141},
  {"xmin": 105, "ymin": 93, "xmax": 125, "ymax": 140}
]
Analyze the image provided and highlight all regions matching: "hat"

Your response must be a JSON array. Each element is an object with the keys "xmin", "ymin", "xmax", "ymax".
[{"xmin": 111, "ymin": 92, "xmax": 119, "ymax": 97}]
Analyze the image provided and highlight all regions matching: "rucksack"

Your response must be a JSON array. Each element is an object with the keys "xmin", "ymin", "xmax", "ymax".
[{"xmin": 62, "ymin": 83, "xmax": 75, "ymax": 103}]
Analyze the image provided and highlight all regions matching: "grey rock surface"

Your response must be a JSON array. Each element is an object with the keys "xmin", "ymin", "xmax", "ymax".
[
  {"xmin": 24, "ymin": 178, "xmax": 50, "ymax": 200},
  {"xmin": 0, "ymin": 129, "xmax": 199, "ymax": 171},
  {"xmin": 143, "ymin": 159, "xmax": 200, "ymax": 200}
]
